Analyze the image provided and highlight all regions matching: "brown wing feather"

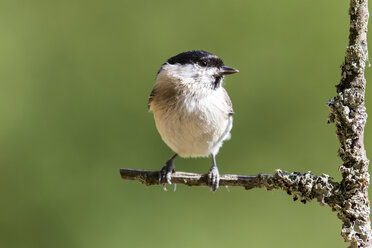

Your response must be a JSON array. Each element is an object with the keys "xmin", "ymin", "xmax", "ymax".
[{"xmin": 148, "ymin": 89, "xmax": 155, "ymax": 109}]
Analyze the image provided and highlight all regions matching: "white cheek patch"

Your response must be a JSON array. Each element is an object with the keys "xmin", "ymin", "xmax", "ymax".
[
  {"xmin": 162, "ymin": 64, "xmax": 197, "ymax": 81},
  {"xmin": 162, "ymin": 63, "xmax": 219, "ymax": 86}
]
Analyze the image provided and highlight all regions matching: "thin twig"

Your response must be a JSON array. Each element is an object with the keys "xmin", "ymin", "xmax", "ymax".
[{"xmin": 120, "ymin": 168, "xmax": 272, "ymax": 189}]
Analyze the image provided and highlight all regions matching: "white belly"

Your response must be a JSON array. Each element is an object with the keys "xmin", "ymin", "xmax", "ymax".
[{"xmin": 152, "ymin": 96, "xmax": 232, "ymax": 158}]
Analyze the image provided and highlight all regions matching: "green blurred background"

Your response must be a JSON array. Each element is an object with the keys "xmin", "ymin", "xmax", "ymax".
[{"xmin": 1, "ymin": 0, "xmax": 371, "ymax": 247}]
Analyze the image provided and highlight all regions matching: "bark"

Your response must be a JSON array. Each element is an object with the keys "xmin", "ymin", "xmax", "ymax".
[
  {"xmin": 327, "ymin": 0, "xmax": 370, "ymax": 247},
  {"xmin": 120, "ymin": 169, "xmax": 341, "ymax": 204}
]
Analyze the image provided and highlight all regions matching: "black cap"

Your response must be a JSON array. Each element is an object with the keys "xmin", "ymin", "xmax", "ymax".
[{"xmin": 166, "ymin": 50, "xmax": 224, "ymax": 68}]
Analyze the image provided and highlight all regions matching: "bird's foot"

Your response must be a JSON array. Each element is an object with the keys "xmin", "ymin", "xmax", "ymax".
[
  {"xmin": 208, "ymin": 165, "xmax": 220, "ymax": 192},
  {"xmin": 159, "ymin": 160, "xmax": 175, "ymax": 191}
]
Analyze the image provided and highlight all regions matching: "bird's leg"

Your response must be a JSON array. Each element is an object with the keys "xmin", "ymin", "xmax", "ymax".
[
  {"xmin": 208, "ymin": 154, "xmax": 220, "ymax": 191},
  {"xmin": 159, "ymin": 153, "xmax": 178, "ymax": 191}
]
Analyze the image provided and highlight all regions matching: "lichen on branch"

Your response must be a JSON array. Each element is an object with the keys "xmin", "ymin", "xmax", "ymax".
[
  {"xmin": 326, "ymin": 0, "xmax": 370, "ymax": 247},
  {"xmin": 120, "ymin": 168, "xmax": 340, "ymax": 205}
]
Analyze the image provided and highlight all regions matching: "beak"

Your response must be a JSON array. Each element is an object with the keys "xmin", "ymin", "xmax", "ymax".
[{"xmin": 221, "ymin": 65, "xmax": 239, "ymax": 75}]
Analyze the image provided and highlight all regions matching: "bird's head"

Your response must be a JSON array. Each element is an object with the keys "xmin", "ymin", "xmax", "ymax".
[{"xmin": 157, "ymin": 50, "xmax": 238, "ymax": 90}]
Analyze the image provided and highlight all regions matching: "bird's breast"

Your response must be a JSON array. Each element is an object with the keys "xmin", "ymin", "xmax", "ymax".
[{"xmin": 151, "ymin": 90, "xmax": 232, "ymax": 157}]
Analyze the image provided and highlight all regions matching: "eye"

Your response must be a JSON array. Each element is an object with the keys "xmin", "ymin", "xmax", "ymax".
[{"xmin": 199, "ymin": 60, "xmax": 208, "ymax": 67}]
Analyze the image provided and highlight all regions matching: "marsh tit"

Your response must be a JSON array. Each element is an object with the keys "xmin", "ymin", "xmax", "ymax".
[{"xmin": 148, "ymin": 50, "xmax": 239, "ymax": 191}]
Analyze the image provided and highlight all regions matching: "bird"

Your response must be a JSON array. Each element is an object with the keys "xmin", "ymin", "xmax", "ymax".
[{"xmin": 148, "ymin": 50, "xmax": 238, "ymax": 191}]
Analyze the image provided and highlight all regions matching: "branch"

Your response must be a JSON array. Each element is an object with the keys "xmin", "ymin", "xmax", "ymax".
[
  {"xmin": 120, "ymin": 168, "xmax": 272, "ymax": 189},
  {"xmin": 327, "ymin": 0, "xmax": 371, "ymax": 247},
  {"xmin": 120, "ymin": 168, "xmax": 340, "ymax": 204}
]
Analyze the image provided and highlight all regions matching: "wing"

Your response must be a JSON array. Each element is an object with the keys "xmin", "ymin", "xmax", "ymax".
[
  {"xmin": 222, "ymin": 88, "xmax": 234, "ymax": 116},
  {"xmin": 148, "ymin": 88, "xmax": 155, "ymax": 109}
]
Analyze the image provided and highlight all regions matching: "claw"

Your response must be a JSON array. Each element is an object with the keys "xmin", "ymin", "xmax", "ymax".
[
  {"xmin": 208, "ymin": 154, "xmax": 220, "ymax": 191},
  {"xmin": 159, "ymin": 166, "xmax": 173, "ymax": 190},
  {"xmin": 208, "ymin": 165, "xmax": 220, "ymax": 191},
  {"xmin": 166, "ymin": 171, "xmax": 172, "ymax": 184},
  {"xmin": 159, "ymin": 154, "xmax": 177, "ymax": 191},
  {"xmin": 162, "ymin": 183, "xmax": 168, "ymax": 191}
]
